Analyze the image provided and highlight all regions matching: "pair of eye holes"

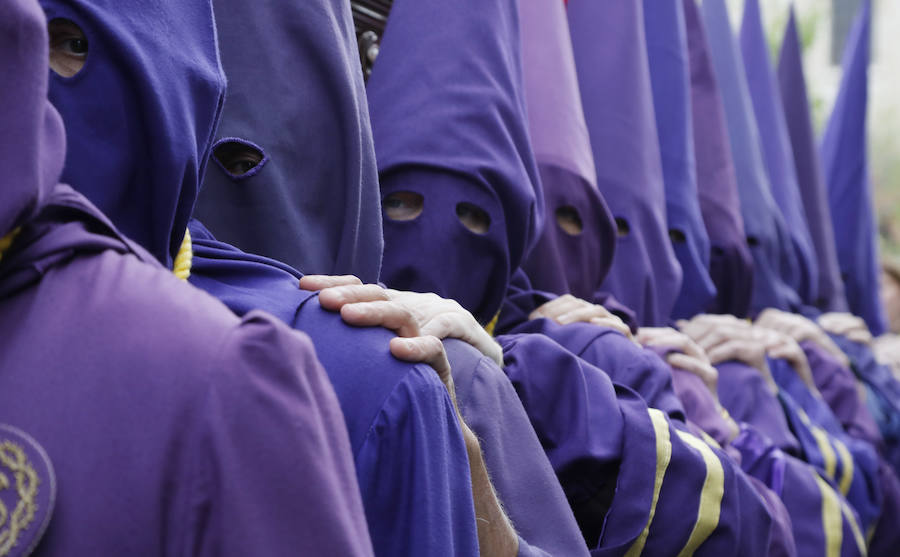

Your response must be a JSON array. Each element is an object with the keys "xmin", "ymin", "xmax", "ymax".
[{"xmin": 383, "ymin": 192, "xmax": 492, "ymax": 235}]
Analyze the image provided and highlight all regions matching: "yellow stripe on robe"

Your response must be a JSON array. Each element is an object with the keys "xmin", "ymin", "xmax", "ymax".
[
  {"xmin": 797, "ymin": 407, "xmax": 838, "ymax": 481},
  {"xmin": 833, "ymin": 438, "xmax": 854, "ymax": 497},
  {"xmin": 815, "ymin": 473, "xmax": 844, "ymax": 557},
  {"xmin": 675, "ymin": 431, "xmax": 725, "ymax": 557},
  {"xmin": 624, "ymin": 409, "xmax": 672, "ymax": 557}
]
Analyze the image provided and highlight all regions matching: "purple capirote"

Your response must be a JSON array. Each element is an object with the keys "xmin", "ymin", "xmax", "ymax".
[
  {"xmin": 682, "ymin": 0, "xmax": 754, "ymax": 317},
  {"xmin": 567, "ymin": 0, "xmax": 683, "ymax": 327},
  {"xmin": 820, "ymin": 0, "xmax": 887, "ymax": 335},
  {"xmin": 777, "ymin": 7, "xmax": 848, "ymax": 313}
]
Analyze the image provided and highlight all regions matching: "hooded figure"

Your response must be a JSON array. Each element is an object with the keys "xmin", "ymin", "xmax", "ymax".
[
  {"xmin": 3, "ymin": 0, "xmax": 372, "ymax": 554},
  {"xmin": 193, "ymin": 0, "xmax": 382, "ymax": 282},
  {"xmin": 820, "ymin": 0, "xmax": 888, "ymax": 336},
  {"xmin": 740, "ymin": 0, "xmax": 819, "ymax": 309},
  {"xmin": 191, "ymin": 0, "xmax": 585, "ymax": 554},
  {"xmin": 702, "ymin": 0, "xmax": 801, "ymax": 315},
  {"xmin": 568, "ymin": 0, "xmax": 682, "ymax": 328},
  {"xmin": 777, "ymin": 7, "xmax": 848, "ymax": 313},
  {"xmin": 371, "ymin": 0, "xmax": 781, "ymax": 553},
  {"xmin": 517, "ymin": 0, "xmax": 615, "ymax": 306},
  {"xmin": 644, "ymin": 0, "xmax": 717, "ymax": 321},
  {"xmin": 38, "ymin": 0, "xmax": 482, "ymax": 555},
  {"xmin": 372, "ymin": 0, "xmax": 541, "ymax": 327},
  {"xmin": 507, "ymin": 0, "xmax": 687, "ymax": 422},
  {"xmin": 682, "ymin": 0, "xmax": 754, "ymax": 317}
]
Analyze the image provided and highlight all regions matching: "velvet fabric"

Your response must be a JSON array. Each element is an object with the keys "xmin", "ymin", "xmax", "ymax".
[
  {"xmin": 777, "ymin": 8, "xmax": 848, "ymax": 312},
  {"xmin": 644, "ymin": 0, "xmax": 717, "ymax": 320},
  {"xmin": 740, "ymin": 0, "xmax": 819, "ymax": 308},
  {"xmin": 194, "ymin": 0, "xmax": 382, "ymax": 282},
  {"xmin": 41, "ymin": 0, "xmax": 224, "ymax": 268},
  {"xmin": 820, "ymin": 0, "xmax": 888, "ymax": 335},
  {"xmin": 682, "ymin": 0, "xmax": 754, "ymax": 317},
  {"xmin": 701, "ymin": 0, "xmax": 800, "ymax": 315},
  {"xmin": 567, "ymin": 0, "xmax": 682, "ymax": 327},
  {"xmin": 370, "ymin": 0, "xmax": 541, "ymax": 325}
]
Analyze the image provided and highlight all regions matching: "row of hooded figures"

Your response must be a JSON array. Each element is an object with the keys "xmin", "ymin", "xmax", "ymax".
[{"xmin": 1, "ymin": 0, "xmax": 898, "ymax": 555}]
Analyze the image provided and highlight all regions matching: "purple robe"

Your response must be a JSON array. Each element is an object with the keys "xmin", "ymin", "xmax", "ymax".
[
  {"xmin": 682, "ymin": 0, "xmax": 754, "ymax": 317},
  {"xmin": 644, "ymin": 0, "xmax": 717, "ymax": 320},
  {"xmin": 820, "ymin": 0, "xmax": 888, "ymax": 335},
  {"xmin": 498, "ymin": 333, "xmax": 777, "ymax": 556},
  {"xmin": 1, "ymin": 2, "xmax": 372, "ymax": 553},
  {"xmin": 777, "ymin": 8, "xmax": 848, "ymax": 312},
  {"xmin": 701, "ymin": 0, "xmax": 801, "ymax": 315},
  {"xmin": 567, "ymin": 0, "xmax": 682, "ymax": 327}
]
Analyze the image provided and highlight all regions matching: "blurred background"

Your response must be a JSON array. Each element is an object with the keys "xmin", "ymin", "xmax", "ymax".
[{"xmin": 731, "ymin": 0, "xmax": 900, "ymax": 257}]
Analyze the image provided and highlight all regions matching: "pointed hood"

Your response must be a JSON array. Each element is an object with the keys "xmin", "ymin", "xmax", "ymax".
[
  {"xmin": 40, "ymin": 0, "xmax": 224, "ymax": 268},
  {"xmin": 194, "ymin": 0, "xmax": 382, "ymax": 283},
  {"xmin": 778, "ymin": 6, "xmax": 848, "ymax": 312},
  {"xmin": 820, "ymin": 0, "xmax": 887, "ymax": 334},
  {"xmin": 682, "ymin": 0, "xmax": 754, "ymax": 317},
  {"xmin": 517, "ymin": 0, "xmax": 617, "ymax": 302},
  {"xmin": 644, "ymin": 0, "xmax": 716, "ymax": 320},
  {"xmin": 740, "ymin": 0, "xmax": 819, "ymax": 306},
  {"xmin": 702, "ymin": 0, "xmax": 800, "ymax": 314},
  {"xmin": 370, "ymin": 0, "xmax": 540, "ymax": 324},
  {"xmin": 1, "ymin": 0, "xmax": 66, "ymax": 238},
  {"xmin": 568, "ymin": 0, "xmax": 682, "ymax": 326}
]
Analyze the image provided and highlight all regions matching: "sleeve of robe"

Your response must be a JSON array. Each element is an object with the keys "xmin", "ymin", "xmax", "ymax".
[
  {"xmin": 716, "ymin": 360, "xmax": 802, "ymax": 453},
  {"xmin": 189, "ymin": 310, "xmax": 374, "ymax": 556},
  {"xmin": 502, "ymin": 317, "xmax": 686, "ymax": 422},
  {"xmin": 830, "ymin": 334, "xmax": 900, "ymax": 473},
  {"xmin": 446, "ymin": 339, "xmax": 590, "ymax": 557},
  {"xmin": 733, "ymin": 424, "xmax": 868, "ymax": 557},
  {"xmin": 801, "ymin": 340, "xmax": 882, "ymax": 447},
  {"xmin": 497, "ymin": 333, "xmax": 776, "ymax": 556},
  {"xmin": 769, "ymin": 356, "xmax": 883, "ymax": 532},
  {"xmin": 797, "ymin": 342, "xmax": 900, "ymax": 556}
]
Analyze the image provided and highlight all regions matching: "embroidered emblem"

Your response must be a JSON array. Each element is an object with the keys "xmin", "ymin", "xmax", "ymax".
[{"xmin": 0, "ymin": 425, "xmax": 55, "ymax": 557}]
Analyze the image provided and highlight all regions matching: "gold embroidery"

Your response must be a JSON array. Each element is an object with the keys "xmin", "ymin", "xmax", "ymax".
[
  {"xmin": 173, "ymin": 228, "xmax": 193, "ymax": 281},
  {"xmin": 833, "ymin": 439, "xmax": 854, "ymax": 497},
  {"xmin": 625, "ymin": 409, "xmax": 672, "ymax": 557},
  {"xmin": 0, "ymin": 441, "xmax": 40, "ymax": 556},
  {"xmin": 797, "ymin": 407, "xmax": 838, "ymax": 481}
]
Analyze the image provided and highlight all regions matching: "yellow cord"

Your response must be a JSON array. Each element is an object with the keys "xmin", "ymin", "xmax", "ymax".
[
  {"xmin": 0, "ymin": 229, "xmax": 21, "ymax": 264},
  {"xmin": 172, "ymin": 229, "xmax": 192, "ymax": 281},
  {"xmin": 484, "ymin": 312, "xmax": 500, "ymax": 337}
]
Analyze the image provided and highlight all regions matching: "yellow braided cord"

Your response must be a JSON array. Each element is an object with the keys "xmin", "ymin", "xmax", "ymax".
[
  {"xmin": 0, "ymin": 229, "xmax": 21, "ymax": 264},
  {"xmin": 172, "ymin": 228, "xmax": 192, "ymax": 281},
  {"xmin": 484, "ymin": 312, "xmax": 500, "ymax": 337},
  {"xmin": 675, "ymin": 430, "xmax": 725, "ymax": 557},
  {"xmin": 625, "ymin": 409, "xmax": 672, "ymax": 557}
]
